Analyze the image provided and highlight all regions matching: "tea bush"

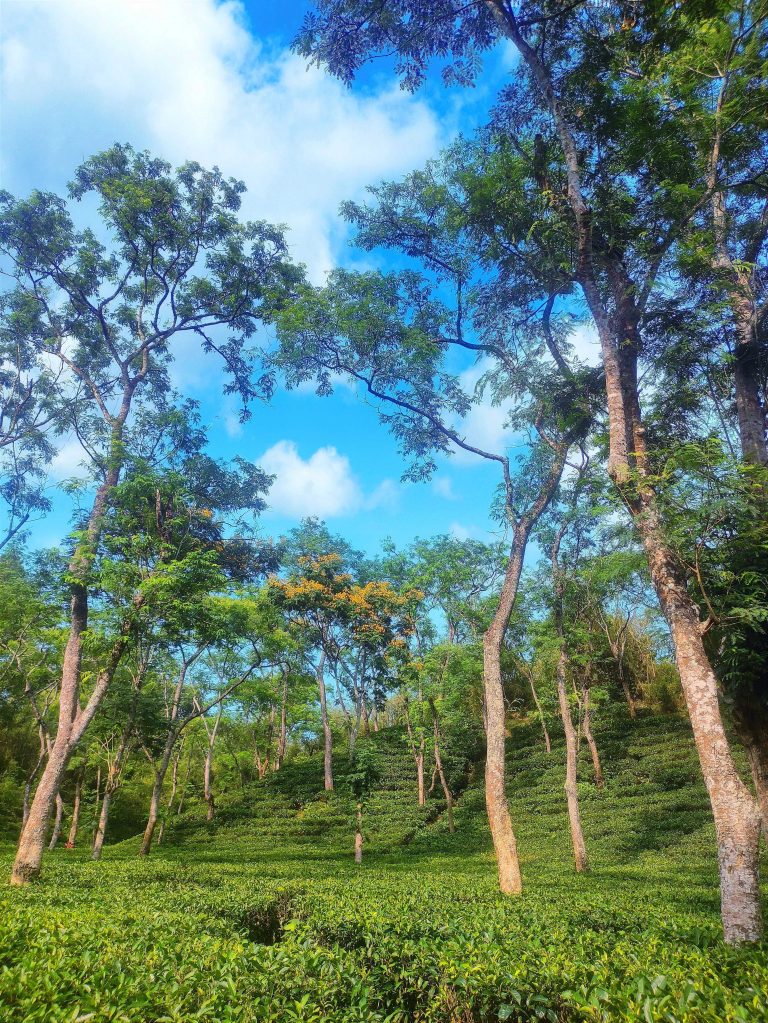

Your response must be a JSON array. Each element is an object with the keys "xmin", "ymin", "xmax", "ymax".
[{"xmin": 1, "ymin": 709, "xmax": 766, "ymax": 1022}]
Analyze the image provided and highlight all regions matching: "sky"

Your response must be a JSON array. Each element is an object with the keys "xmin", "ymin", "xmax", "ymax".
[{"xmin": 0, "ymin": 0, "xmax": 601, "ymax": 557}]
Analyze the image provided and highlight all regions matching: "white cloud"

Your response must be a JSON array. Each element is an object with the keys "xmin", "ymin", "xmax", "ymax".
[
  {"xmin": 258, "ymin": 440, "xmax": 363, "ymax": 518},
  {"xmin": 1, "ymin": 0, "xmax": 442, "ymax": 282},
  {"xmin": 432, "ymin": 476, "xmax": 457, "ymax": 500}
]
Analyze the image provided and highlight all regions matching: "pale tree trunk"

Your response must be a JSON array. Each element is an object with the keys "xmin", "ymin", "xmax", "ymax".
[
  {"xmin": 198, "ymin": 704, "xmax": 222, "ymax": 823},
  {"xmin": 203, "ymin": 747, "xmax": 215, "ymax": 822},
  {"xmin": 354, "ymin": 802, "xmax": 363, "ymax": 864},
  {"xmin": 494, "ymin": 3, "xmax": 764, "ymax": 941},
  {"xmin": 140, "ymin": 648, "xmax": 205, "ymax": 856},
  {"xmin": 66, "ymin": 773, "xmax": 83, "ymax": 848},
  {"xmin": 405, "ymin": 704, "xmax": 426, "ymax": 806},
  {"xmin": 483, "ymin": 440, "xmax": 569, "ymax": 895},
  {"xmin": 92, "ymin": 729, "xmax": 133, "ymax": 859},
  {"xmin": 47, "ymin": 793, "xmax": 65, "ymax": 851},
  {"xmin": 556, "ymin": 651, "xmax": 588, "ymax": 872},
  {"xmin": 551, "ymin": 529, "xmax": 588, "ymax": 873},
  {"xmin": 603, "ymin": 617, "xmax": 636, "ymax": 718},
  {"xmin": 581, "ymin": 687, "xmax": 604, "ymax": 789},
  {"xmin": 429, "ymin": 699, "xmax": 454, "ymax": 833},
  {"xmin": 141, "ymin": 766, "xmax": 165, "ymax": 857},
  {"xmin": 317, "ymin": 651, "xmax": 333, "ymax": 791},
  {"xmin": 275, "ymin": 670, "xmax": 288, "ymax": 770}
]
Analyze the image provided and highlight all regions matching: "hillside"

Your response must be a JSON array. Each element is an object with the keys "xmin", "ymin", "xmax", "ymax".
[{"xmin": 1, "ymin": 708, "xmax": 767, "ymax": 1022}]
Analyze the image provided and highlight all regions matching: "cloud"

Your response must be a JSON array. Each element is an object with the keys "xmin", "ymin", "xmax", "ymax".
[
  {"xmin": 1, "ymin": 0, "xmax": 442, "ymax": 282},
  {"xmin": 257, "ymin": 440, "xmax": 363, "ymax": 518},
  {"xmin": 432, "ymin": 476, "xmax": 458, "ymax": 500}
]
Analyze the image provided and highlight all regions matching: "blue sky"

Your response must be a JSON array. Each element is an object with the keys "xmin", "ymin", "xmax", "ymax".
[{"xmin": 1, "ymin": 1, "xmax": 599, "ymax": 556}]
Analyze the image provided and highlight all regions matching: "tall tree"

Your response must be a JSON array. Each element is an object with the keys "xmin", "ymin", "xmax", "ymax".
[
  {"xmin": 2, "ymin": 144, "xmax": 301, "ymax": 884},
  {"xmin": 294, "ymin": 0, "xmax": 765, "ymax": 944}
]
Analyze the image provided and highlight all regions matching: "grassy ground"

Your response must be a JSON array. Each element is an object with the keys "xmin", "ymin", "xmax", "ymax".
[{"xmin": 1, "ymin": 708, "xmax": 767, "ymax": 1022}]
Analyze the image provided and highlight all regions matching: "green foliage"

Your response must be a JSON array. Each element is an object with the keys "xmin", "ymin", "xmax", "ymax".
[{"xmin": 1, "ymin": 711, "xmax": 766, "ymax": 1022}]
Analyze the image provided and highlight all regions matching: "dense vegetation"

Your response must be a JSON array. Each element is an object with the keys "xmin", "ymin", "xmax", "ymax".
[
  {"xmin": 1, "ymin": 0, "xmax": 767, "ymax": 1017},
  {"xmin": 2, "ymin": 709, "xmax": 767, "ymax": 1023}
]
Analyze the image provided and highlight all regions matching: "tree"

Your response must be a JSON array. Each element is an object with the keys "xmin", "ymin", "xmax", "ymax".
[
  {"xmin": 274, "ymin": 148, "xmax": 596, "ymax": 894},
  {"xmin": 271, "ymin": 551, "xmax": 417, "ymax": 789},
  {"xmin": 294, "ymin": 0, "xmax": 765, "ymax": 944},
  {"xmin": 2, "ymin": 144, "xmax": 302, "ymax": 885}
]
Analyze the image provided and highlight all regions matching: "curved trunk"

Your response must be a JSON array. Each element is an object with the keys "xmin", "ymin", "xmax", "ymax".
[
  {"xmin": 11, "ymin": 450, "xmax": 126, "ymax": 885},
  {"xmin": 482, "ymin": 444, "xmax": 568, "ymax": 895}
]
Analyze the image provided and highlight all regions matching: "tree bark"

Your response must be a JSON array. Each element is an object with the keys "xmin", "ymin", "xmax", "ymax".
[
  {"xmin": 556, "ymin": 651, "xmax": 588, "ymax": 872},
  {"xmin": 405, "ymin": 704, "xmax": 426, "ymax": 806},
  {"xmin": 429, "ymin": 699, "xmax": 454, "ymax": 833},
  {"xmin": 317, "ymin": 651, "xmax": 333, "ymax": 791},
  {"xmin": 66, "ymin": 773, "xmax": 83, "ymax": 848},
  {"xmin": 47, "ymin": 793, "xmax": 64, "ymax": 852},
  {"xmin": 732, "ymin": 690, "xmax": 768, "ymax": 841},
  {"xmin": 581, "ymin": 687, "xmax": 604, "ymax": 789},
  {"xmin": 204, "ymin": 745, "xmax": 215, "ymax": 822},
  {"xmin": 494, "ymin": 3, "xmax": 763, "ymax": 941},
  {"xmin": 275, "ymin": 669, "xmax": 288, "ymax": 770},
  {"xmin": 354, "ymin": 802, "xmax": 363, "ymax": 863},
  {"xmin": 551, "ymin": 528, "xmax": 589, "ymax": 873},
  {"xmin": 12, "ymin": 588, "xmax": 139, "ymax": 884}
]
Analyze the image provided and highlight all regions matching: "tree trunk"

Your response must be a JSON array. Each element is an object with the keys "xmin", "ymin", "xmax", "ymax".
[
  {"xmin": 140, "ymin": 771, "xmax": 164, "ymax": 857},
  {"xmin": 556, "ymin": 651, "xmax": 588, "ymax": 872},
  {"xmin": 92, "ymin": 736, "xmax": 132, "ymax": 860},
  {"xmin": 66, "ymin": 774, "xmax": 83, "ymax": 848},
  {"xmin": 11, "ymin": 449, "xmax": 129, "ymax": 886},
  {"xmin": 157, "ymin": 741, "xmax": 183, "ymax": 844},
  {"xmin": 22, "ymin": 726, "xmax": 47, "ymax": 830},
  {"xmin": 495, "ymin": 1, "xmax": 762, "ymax": 939},
  {"xmin": 732, "ymin": 689, "xmax": 768, "ymax": 841},
  {"xmin": 48, "ymin": 792, "xmax": 65, "ymax": 852},
  {"xmin": 482, "ymin": 446, "xmax": 568, "ymax": 895},
  {"xmin": 204, "ymin": 745, "xmax": 215, "ymax": 822},
  {"xmin": 429, "ymin": 701, "xmax": 454, "ymax": 833},
  {"xmin": 317, "ymin": 651, "xmax": 333, "ymax": 791},
  {"xmin": 354, "ymin": 802, "xmax": 363, "ymax": 864},
  {"xmin": 275, "ymin": 670, "xmax": 288, "ymax": 770},
  {"xmin": 416, "ymin": 738, "xmax": 425, "ymax": 806},
  {"xmin": 581, "ymin": 688, "xmax": 604, "ymax": 789}
]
